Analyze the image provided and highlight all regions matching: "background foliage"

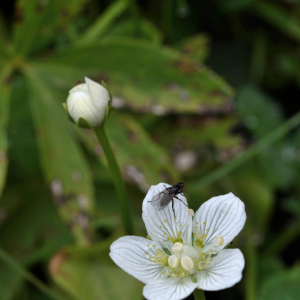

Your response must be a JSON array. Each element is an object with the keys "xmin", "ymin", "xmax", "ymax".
[{"xmin": 0, "ymin": 0, "xmax": 300, "ymax": 299}]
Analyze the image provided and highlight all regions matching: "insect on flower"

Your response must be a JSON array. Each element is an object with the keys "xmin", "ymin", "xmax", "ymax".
[{"xmin": 149, "ymin": 182, "xmax": 188, "ymax": 217}]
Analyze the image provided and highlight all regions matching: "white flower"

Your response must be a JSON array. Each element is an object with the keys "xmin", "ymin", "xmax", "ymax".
[
  {"xmin": 110, "ymin": 183, "xmax": 246, "ymax": 300},
  {"xmin": 66, "ymin": 77, "xmax": 111, "ymax": 127}
]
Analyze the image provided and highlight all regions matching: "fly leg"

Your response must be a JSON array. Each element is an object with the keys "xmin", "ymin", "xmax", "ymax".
[
  {"xmin": 172, "ymin": 199, "xmax": 176, "ymax": 218},
  {"xmin": 174, "ymin": 196, "xmax": 189, "ymax": 208}
]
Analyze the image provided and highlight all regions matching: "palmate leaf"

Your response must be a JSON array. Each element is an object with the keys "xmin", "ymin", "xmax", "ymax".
[
  {"xmin": 105, "ymin": 18, "xmax": 163, "ymax": 44},
  {"xmin": 50, "ymin": 248, "xmax": 143, "ymax": 300},
  {"xmin": 259, "ymin": 267, "xmax": 300, "ymax": 300},
  {"xmin": 13, "ymin": 0, "xmax": 89, "ymax": 55},
  {"xmin": 24, "ymin": 69, "xmax": 95, "ymax": 246},
  {"xmin": 79, "ymin": 112, "xmax": 178, "ymax": 191},
  {"xmin": 33, "ymin": 38, "xmax": 234, "ymax": 114}
]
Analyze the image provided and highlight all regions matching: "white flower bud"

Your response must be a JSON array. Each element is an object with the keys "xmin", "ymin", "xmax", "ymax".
[{"xmin": 66, "ymin": 77, "xmax": 111, "ymax": 127}]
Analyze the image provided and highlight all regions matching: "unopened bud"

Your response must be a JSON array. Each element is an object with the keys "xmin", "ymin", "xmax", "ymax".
[{"xmin": 65, "ymin": 77, "xmax": 111, "ymax": 127}]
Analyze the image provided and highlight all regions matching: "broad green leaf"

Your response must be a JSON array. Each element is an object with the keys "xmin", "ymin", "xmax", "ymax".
[
  {"xmin": 79, "ymin": 112, "xmax": 179, "ymax": 191},
  {"xmin": 0, "ymin": 11, "xmax": 8, "ymax": 49},
  {"xmin": 106, "ymin": 18, "xmax": 163, "ymax": 44},
  {"xmin": 259, "ymin": 267, "xmax": 300, "ymax": 300},
  {"xmin": 34, "ymin": 38, "xmax": 234, "ymax": 114},
  {"xmin": 151, "ymin": 115, "xmax": 241, "ymax": 153},
  {"xmin": 50, "ymin": 248, "xmax": 143, "ymax": 300},
  {"xmin": 0, "ymin": 68, "xmax": 12, "ymax": 197},
  {"xmin": 0, "ymin": 262, "xmax": 23, "ymax": 300},
  {"xmin": 24, "ymin": 69, "xmax": 95, "ymax": 246},
  {"xmin": 235, "ymin": 85, "xmax": 284, "ymax": 137},
  {"xmin": 176, "ymin": 34, "xmax": 210, "ymax": 63},
  {"xmin": 255, "ymin": 2, "xmax": 300, "ymax": 43},
  {"xmin": 13, "ymin": 0, "xmax": 88, "ymax": 55}
]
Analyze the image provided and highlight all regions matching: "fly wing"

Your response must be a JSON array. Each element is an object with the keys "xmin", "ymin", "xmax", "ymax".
[{"xmin": 150, "ymin": 189, "xmax": 173, "ymax": 210}]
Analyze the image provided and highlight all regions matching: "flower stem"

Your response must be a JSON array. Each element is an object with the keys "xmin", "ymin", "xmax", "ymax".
[
  {"xmin": 245, "ymin": 243, "xmax": 257, "ymax": 300},
  {"xmin": 193, "ymin": 289, "xmax": 206, "ymax": 300},
  {"xmin": 189, "ymin": 111, "xmax": 300, "ymax": 194},
  {"xmin": 94, "ymin": 126, "xmax": 134, "ymax": 235},
  {"xmin": 0, "ymin": 247, "xmax": 62, "ymax": 300}
]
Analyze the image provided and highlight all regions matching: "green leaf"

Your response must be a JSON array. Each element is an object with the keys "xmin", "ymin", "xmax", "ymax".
[
  {"xmin": 106, "ymin": 18, "xmax": 163, "ymax": 44},
  {"xmin": 80, "ymin": 112, "xmax": 179, "ymax": 190},
  {"xmin": 77, "ymin": 0, "xmax": 130, "ymax": 45},
  {"xmin": 24, "ymin": 69, "xmax": 95, "ymax": 246},
  {"xmin": 236, "ymin": 85, "xmax": 284, "ymax": 137},
  {"xmin": 259, "ymin": 267, "xmax": 300, "ymax": 300},
  {"xmin": 51, "ymin": 248, "xmax": 143, "ymax": 300},
  {"xmin": 176, "ymin": 34, "xmax": 210, "ymax": 63},
  {"xmin": 0, "ymin": 70, "xmax": 11, "ymax": 197},
  {"xmin": 13, "ymin": 0, "xmax": 89, "ymax": 55},
  {"xmin": 0, "ymin": 262, "xmax": 23, "ymax": 300},
  {"xmin": 34, "ymin": 38, "xmax": 234, "ymax": 114},
  {"xmin": 255, "ymin": 2, "xmax": 300, "ymax": 43}
]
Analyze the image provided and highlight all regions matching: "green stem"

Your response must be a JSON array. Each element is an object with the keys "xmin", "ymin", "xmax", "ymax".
[
  {"xmin": 189, "ymin": 111, "xmax": 300, "ymax": 194},
  {"xmin": 0, "ymin": 247, "xmax": 62, "ymax": 300},
  {"xmin": 263, "ymin": 219, "xmax": 300, "ymax": 256},
  {"xmin": 193, "ymin": 289, "xmax": 206, "ymax": 300},
  {"xmin": 94, "ymin": 126, "xmax": 134, "ymax": 235},
  {"xmin": 130, "ymin": 0, "xmax": 141, "ymax": 37},
  {"xmin": 77, "ymin": 0, "xmax": 129, "ymax": 44},
  {"xmin": 245, "ymin": 243, "xmax": 257, "ymax": 300}
]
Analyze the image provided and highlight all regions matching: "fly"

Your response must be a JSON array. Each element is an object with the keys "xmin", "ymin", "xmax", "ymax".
[{"xmin": 149, "ymin": 182, "xmax": 188, "ymax": 217}]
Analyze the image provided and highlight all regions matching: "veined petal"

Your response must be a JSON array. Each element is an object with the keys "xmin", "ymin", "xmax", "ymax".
[
  {"xmin": 85, "ymin": 77, "xmax": 110, "ymax": 110},
  {"xmin": 142, "ymin": 183, "xmax": 189, "ymax": 243},
  {"xmin": 69, "ymin": 83, "xmax": 88, "ymax": 93},
  {"xmin": 193, "ymin": 193, "xmax": 246, "ymax": 248},
  {"xmin": 109, "ymin": 236, "xmax": 167, "ymax": 284},
  {"xmin": 143, "ymin": 277, "xmax": 197, "ymax": 300},
  {"xmin": 197, "ymin": 249, "xmax": 245, "ymax": 291}
]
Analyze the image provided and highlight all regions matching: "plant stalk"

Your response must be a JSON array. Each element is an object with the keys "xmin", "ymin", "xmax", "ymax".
[
  {"xmin": 193, "ymin": 289, "xmax": 206, "ymax": 300},
  {"xmin": 245, "ymin": 243, "xmax": 257, "ymax": 300},
  {"xmin": 0, "ymin": 247, "xmax": 62, "ymax": 300},
  {"xmin": 94, "ymin": 126, "xmax": 134, "ymax": 235},
  {"xmin": 189, "ymin": 111, "xmax": 300, "ymax": 194}
]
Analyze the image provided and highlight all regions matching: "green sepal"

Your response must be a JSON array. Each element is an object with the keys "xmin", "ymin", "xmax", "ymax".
[
  {"xmin": 62, "ymin": 102, "xmax": 75, "ymax": 124},
  {"xmin": 106, "ymin": 101, "xmax": 114, "ymax": 119},
  {"xmin": 190, "ymin": 273, "xmax": 198, "ymax": 283},
  {"xmin": 163, "ymin": 248, "xmax": 171, "ymax": 256},
  {"xmin": 224, "ymin": 241, "xmax": 233, "ymax": 249},
  {"xmin": 77, "ymin": 117, "xmax": 92, "ymax": 129},
  {"xmin": 101, "ymin": 80, "xmax": 113, "ymax": 102}
]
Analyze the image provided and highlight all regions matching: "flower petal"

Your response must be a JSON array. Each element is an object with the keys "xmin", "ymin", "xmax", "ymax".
[
  {"xmin": 142, "ymin": 183, "xmax": 189, "ymax": 243},
  {"xmin": 197, "ymin": 249, "xmax": 245, "ymax": 291},
  {"xmin": 85, "ymin": 77, "xmax": 110, "ymax": 110},
  {"xmin": 143, "ymin": 277, "xmax": 197, "ymax": 300},
  {"xmin": 109, "ymin": 236, "xmax": 168, "ymax": 284},
  {"xmin": 193, "ymin": 193, "xmax": 246, "ymax": 248}
]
